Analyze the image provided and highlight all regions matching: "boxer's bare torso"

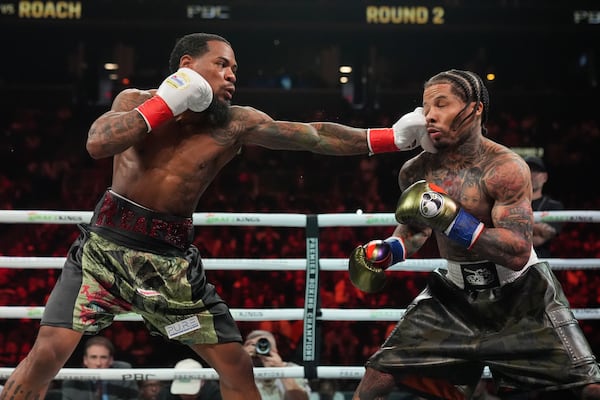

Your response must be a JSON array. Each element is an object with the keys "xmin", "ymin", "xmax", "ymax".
[
  {"xmin": 106, "ymin": 90, "xmax": 271, "ymax": 217},
  {"xmin": 86, "ymin": 40, "xmax": 371, "ymax": 217}
]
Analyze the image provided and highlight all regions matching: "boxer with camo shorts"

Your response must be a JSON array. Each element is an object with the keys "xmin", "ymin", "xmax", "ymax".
[{"xmin": 1, "ymin": 33, "xmax": 432, "ymax": 400}]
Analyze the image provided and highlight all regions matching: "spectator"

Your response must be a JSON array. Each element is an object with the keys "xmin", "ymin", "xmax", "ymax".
[
  {"xmin": 524, "ymin": 155, "xmax": 565, "ymax": 258},
  {"xmin": 159, "ymin": 358, "xmax": 222, "ymax": 400},
  {"xmin": 61, "ymin": 336, "xmax": 139, "ymax": 400},
  {"xmin": 242, "ymin": 330, "xmax": 310, "ymax": 400},
  {"xmin": 138, "ymin": 380, "xmax": 163, "ymax": 400}
]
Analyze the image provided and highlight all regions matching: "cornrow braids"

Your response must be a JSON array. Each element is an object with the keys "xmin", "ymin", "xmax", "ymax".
[{"xmin": 425, "ymin": 69, "xmax": 490, "ymax": 135}]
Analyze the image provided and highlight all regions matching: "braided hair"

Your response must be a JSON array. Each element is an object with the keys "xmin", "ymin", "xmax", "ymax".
[{"xmin": 424, "ymin": 69, "xmax": 490, "ymax": 135}]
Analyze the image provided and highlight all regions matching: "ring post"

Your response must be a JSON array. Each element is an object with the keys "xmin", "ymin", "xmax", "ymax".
[{"xmin": 303, "ymin": 214, "xmax": 320, "ymax": 379}]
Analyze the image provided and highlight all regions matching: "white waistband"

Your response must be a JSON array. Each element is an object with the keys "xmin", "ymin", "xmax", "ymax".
[
  {"xmin": 446, "ymin": 247, "xmax": 539, "ymax": 289},
  {"xmin": 108, "ymin": 189, "xmax": 152, "ymax": 211}
]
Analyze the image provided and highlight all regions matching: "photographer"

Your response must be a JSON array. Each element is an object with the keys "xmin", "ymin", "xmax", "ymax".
[{"xmin": 242, "ymin": 330, "xmax": 310, "ymax": 400}]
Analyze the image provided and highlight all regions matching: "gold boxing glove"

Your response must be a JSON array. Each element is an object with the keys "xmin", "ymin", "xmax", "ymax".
[
  {"xmin": 348, "ymin": 237, "xmax": 406, "ymax": 293},
  {"xmin": 395, "ymin": 180, "xmax": 484, "ymax": 249}
]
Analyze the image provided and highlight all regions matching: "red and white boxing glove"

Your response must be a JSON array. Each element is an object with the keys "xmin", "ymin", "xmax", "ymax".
[
  {"xmin": 367, "ymin": 107, "xmax": 436, "ymax": 154},
  {"xmin": 135, "ymin": 67, "xmax": 213, "ymax": 132}
]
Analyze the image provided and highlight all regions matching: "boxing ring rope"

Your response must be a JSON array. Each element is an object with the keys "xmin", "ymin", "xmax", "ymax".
[
  {"xmin": 1, "ymin": 210, "xmax": 599, "ymax": 382},
  {"xmin": 0, "ymin": 366, "xmax": 365, "ymax": 381},
  {"xmin": 2, "ymin": 256, "xmax": 600, "ymax": 271},
  {"xmin": 1, "ymin": 209, "xmax": 599, "ymax": 225},
  {"xmin": 4, "ymin": 305, "xmax": 600, "ymax": 322}
]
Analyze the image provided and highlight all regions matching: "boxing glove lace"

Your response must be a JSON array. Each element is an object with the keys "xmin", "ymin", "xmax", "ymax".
[
  {"xmin": 135, "ymin": 67, "xmax": 213, "ymax": 132},
  {"xmin": 395, "ymin": 180, "xmax": 484, "ymax": 249}
]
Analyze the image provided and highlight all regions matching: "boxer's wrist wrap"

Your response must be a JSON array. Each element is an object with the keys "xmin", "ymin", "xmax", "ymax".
[
  {"xmin": 135, "ymin": 96, "xmax": 174, "ymax": 133},
  {"xmin": 367, "ymin": 128, "xmax": 397, "ymax": 155},
  {"xmin": 443, "ymin": 208, "xmax": 485, "ymax": 249},
  {"xmin": 383, "ymin": 236, "xmax": 406, "ymax": 265}
]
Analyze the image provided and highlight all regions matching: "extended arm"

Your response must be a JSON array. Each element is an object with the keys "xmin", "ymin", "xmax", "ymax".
[
  {"xmin": 243, "ymin": 121, "xmax": 368, "ymax": 155},
  {"xmin": 242, "ymin": 107, "xmax": 430, "ymax": 156}
]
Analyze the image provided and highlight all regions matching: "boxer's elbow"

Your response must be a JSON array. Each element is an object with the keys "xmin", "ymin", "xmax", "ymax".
[
  {"xmin": 86, "ymin": 129, "xmax": 109, "ymax": 159},
  {"xmin": 510, "ymin": 242, "xmax": 535, "ymax": 271},
  {"xmin": 513, "ymin": 255, "xmax": 532, "ymax": 271},
  {"xmin": 86, "ymin": 119, "xmax": 135, "ymax": 159}
]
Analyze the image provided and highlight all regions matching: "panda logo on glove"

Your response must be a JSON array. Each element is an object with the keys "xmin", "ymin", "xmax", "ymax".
[{"xmin": 419, "ymin": 191, "xmax": 444, "ymax": 218}]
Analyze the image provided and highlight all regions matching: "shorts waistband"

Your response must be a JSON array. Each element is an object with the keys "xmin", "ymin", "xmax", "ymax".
[
  {"xmin": 446, "ymin": 260, "xmax": 528, "ymax": 291},
  {"xmin": 90, "ymin": 190, "xmax": 194, "ymax": 251}
]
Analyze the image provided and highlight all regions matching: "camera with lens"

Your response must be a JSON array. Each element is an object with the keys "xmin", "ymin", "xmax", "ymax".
[{"xmin": 255, "ymin": 337, "xmax": 271, "ymax": 356}]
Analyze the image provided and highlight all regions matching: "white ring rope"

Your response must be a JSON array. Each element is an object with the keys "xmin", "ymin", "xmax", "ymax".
[
  {"xmin": 2, "ymin": 257, "xmax": 600, "ymax": 271},
  {"xmin": 0, "ymin": 211, "xmax": 307, "ymax": 227},
  {"xmin": 0, "ymin": 257, "xmax": 445, "ymax": 270},
  {"xmin": 0, "ymin": 365, "xmax": 494, "ymax": 381},
  {"xmin": 0, "ymin": 366, "xmax": 356, "ymax": 381},
  {"xmin": 1, "ymin": 210, "xmax": 599, "ymax": 225},
  {"xmin": 0, "ymin": 366, "xmax": 494, "ymax": 381},
  {"xmin": 0, "ymin": 209, "xmax": 596, "ymax": 383},
  {"xmin": 3, "ymin": 306, "xmax": 600, "ymax": 321}
]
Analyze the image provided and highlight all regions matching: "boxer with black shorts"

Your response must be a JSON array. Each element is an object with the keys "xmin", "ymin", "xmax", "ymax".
[
  {"xmin": 349, "ymin": 69, "xmax": 600, "ymax": 399},
  {"xmin": 0, "ymin": 33, "xmax": 431, "ymax": 400}
]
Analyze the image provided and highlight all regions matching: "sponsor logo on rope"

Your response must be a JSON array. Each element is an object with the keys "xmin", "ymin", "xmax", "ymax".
[
  {"xmin": 233, "ymin": 310, "xmax": 265, "ymax": 318},
  {"xmin": 255, "ymin": 370, "xmax": 285, "ymax": 379},
  {"xmin": 364, "ymin": 215, "xmax": 396, "ymax": 225},
  {"xmin": 204, "ymin": 214, "xmax": 260, "ymax": 224},
  {"xmin": 26, "ymin": 212, "xmax": 85, "ymax": 222},
  {"xmin": 339, "ymin": 369, "xmax": 363, "ymax": 378}
]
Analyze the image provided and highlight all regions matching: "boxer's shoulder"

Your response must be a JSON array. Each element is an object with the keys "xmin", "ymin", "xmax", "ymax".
[
  {"xmin": 230, "ymin": 105, "xmax": 273, "ymax": 122},
  {"xmin": 112, "ymin": 88, "xmax": 157, "ymax": 111}
]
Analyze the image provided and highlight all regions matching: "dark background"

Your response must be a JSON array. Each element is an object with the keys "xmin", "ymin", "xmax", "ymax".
[
  {"xmin": 1, "ymin": 2, "xmax": 599, "ymax": 394},
  {"xmin": 1, "ymin": 0, "xmax": 599, "ymax": 116}
]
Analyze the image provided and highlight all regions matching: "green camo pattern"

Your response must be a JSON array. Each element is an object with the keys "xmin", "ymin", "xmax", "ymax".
[{"xmin": 72, "ymin": 232, "xmax": 237, "ymax": 345}]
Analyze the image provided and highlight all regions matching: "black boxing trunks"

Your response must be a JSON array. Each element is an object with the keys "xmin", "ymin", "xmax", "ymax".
[
  {"xmin": 366, "ymin": 262, "xmax": 600, "ymax": 398},
  {"xmin": 41, "ymin": 190, "xmax": 242, "ymax": 345}
]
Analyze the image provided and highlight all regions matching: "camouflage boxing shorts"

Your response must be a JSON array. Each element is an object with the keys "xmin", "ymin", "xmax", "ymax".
[
  {"xmin": 367, "ymin": 262, "xmax": 600, "ymax": 398},
  {"xmin": 41, "ymin": 190, "xmax": 241, "ymax": 345}
]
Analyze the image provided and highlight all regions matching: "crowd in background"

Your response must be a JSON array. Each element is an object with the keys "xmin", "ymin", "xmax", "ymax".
[{"xmin": 1, "ymin": 100, "xmax": 599, "ymax": 394}]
